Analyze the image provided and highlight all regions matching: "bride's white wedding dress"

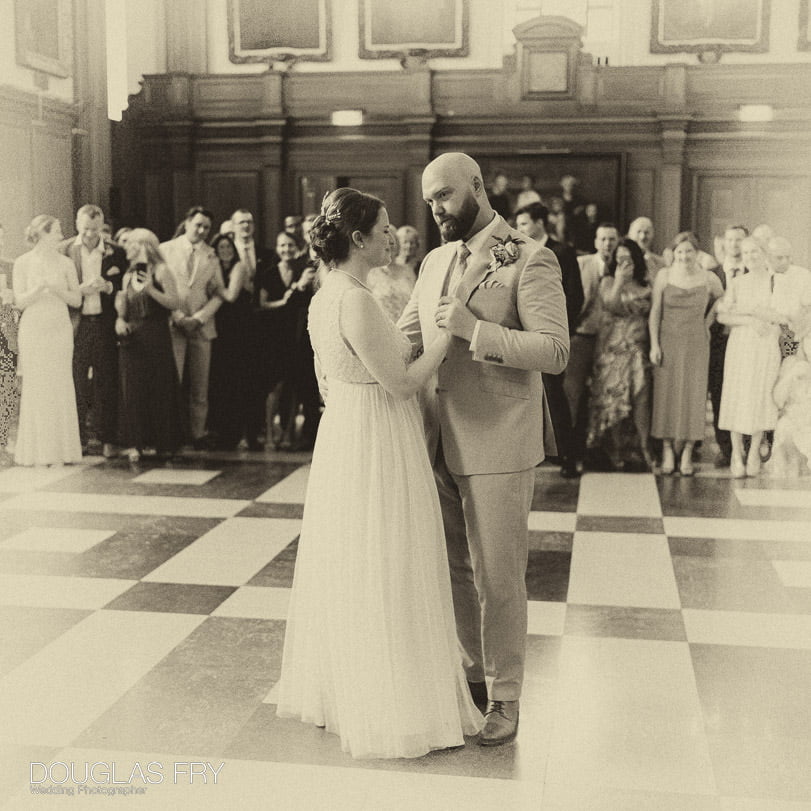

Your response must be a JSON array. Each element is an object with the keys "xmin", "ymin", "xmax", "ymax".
[{"xmin": 276, "ymin": 274, "xmax": 482, "ymax": 759}]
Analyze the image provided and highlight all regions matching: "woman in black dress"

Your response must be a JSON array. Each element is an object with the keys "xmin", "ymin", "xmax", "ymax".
[
  {"xmin": 207, "ymin": 233, "xmax": 254, "ymax": 450},
  {"xmin": 115, "ymin": 228, "xmax": 183, "ymax": 462}
]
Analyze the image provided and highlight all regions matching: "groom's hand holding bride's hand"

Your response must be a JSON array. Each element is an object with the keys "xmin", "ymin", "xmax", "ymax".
[{"xmin": 436, "ymin": 296, "xmax": 476, "ymax": 342}]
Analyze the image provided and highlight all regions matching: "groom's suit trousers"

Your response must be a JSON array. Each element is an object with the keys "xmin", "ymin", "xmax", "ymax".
[{"xmin": 434, "ymin": 442, "xmax": 535, "ymax": 702}]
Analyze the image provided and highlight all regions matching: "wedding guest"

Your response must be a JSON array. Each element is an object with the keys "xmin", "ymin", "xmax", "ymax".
[
  {"xmin": 514, "ymin": 175, "xmax": 542, "ymax": 212},
  {"xmin": 708, "ymin": 225, "xmax": 748, "ymax": 468},
  {"xmin": 627, "ymin": 216, "xmax": 666, "ymax": 281},
  {"xmin": 161, "ymin": 206, "xmax": 224, "ymax": 450},
  {"xmin": 769, "ymin": 236, "xmax": 811, "ymax": 326},
  {"xmin": 277, "ymin": 187, "xmax": 482, "ymax": 758},
  {"xmin": 564, "ymin": 223, "xmax": 619, "ymax": 471},
  {"xmin": 769, "ymin": 335, "xmax": 811, "ymax": 478},
  {"xmin": 115, "ymin": 228, "xmax": 183, "ymax": 462},
  {"xmin": 257, "ymin": 231, "xmax": 307, "ymax": 449},
  {"xmin": 368, "ymin": 226, "xmax": 416, "ymax": 322},
  {"xmin": 13, "ymin": 216, "xmax": 83, "ymax": 466},
  {"xmin": 515, "ymin": 202, "xmax": 584, "ymax": 477},
  {"xmin": 0, "ymin": 280, "xmax": 19, "ymax": 465},
  {"xmin": 488, "ymin": 171, "xmax": 512, "ymax": 220},
  {"xmin": 113, "ymin": 227, "xmax": 132, "ymax": 249},
  {"xmin": 395, "ymin": 225, "xmax": 421, "ymax": 278},
  {"xmin": 650, "ymin": 232, "xmax": 724, "ymax": 475},
  {"xmin": 61, "ymin": 204, "xmax": 126, "ymax": 457},
  {"xmin": 207, "ymin": 234, "xmax": 253, "ymax": 451},
  {"xmin": 716, "ymin": 236, "xmax": 782, "ymax": 477},
  {"xmin": 587, "ymin": 238, "xmax": 653, "ymax": 470}
]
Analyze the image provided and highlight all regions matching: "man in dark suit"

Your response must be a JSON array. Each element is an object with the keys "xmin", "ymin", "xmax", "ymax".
[
  {"xmin": 61, "ymin": 204, "xmax": 126, "ymax": 456},
  {"xmin": 516, "ymin": 202, "xmax": 584, "ymax": 477}
]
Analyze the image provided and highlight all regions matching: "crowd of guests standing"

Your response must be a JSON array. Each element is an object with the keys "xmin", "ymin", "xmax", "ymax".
[
  {"xmin": 0, "ymin": 203, "xmax": 425, "ymax": 468},
  {"xmin": 2, "ymin": 196, "xmax": 809, "ymax": 481},
  {"xmin": 520, "ymin": 203, "xmax": 811, "ymax": 479}
]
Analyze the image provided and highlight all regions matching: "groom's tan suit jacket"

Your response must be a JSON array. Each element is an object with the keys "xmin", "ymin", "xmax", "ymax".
[{"xmin": 398, "ymin": 214, "xmax": 569, "ymax": 474}]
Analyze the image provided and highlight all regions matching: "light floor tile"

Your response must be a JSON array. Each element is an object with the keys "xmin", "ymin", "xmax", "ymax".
[
  {"xmin": 143, "ymin": 517, "xmax": 300, "ymax": 586},
  {"xmin": 577, "ymin": 473, "xmax": 662, "ymax": 517},
  {"xmin": 0, "ymin": 492, "xmax": 250, "ymax": 518},
  {"xmin": 567, "ymin": 532, "xmax": 681, "ymax": 609},
  {"xmin": 544, "ymin": 636, "xmax": 717, "ymax": 796},
  {"xmin": 255, "ymin": 465, "xmax": 310, "ymax": 503},
  {"xmin": 683, "ymin": 609, "xmax": 811, "ymax": 650},
  {"xmin": 0, "ymin": 574, "xmax": 137, "ymax": 610},
  {"xmin": 541, "ymin": 784, "xmax": 721, "ymax": 811},
  {"xmin": 0, "ymin": 611, "xmax": 204, "ymax": 747},
  {"xmin": 0, "ymin": 527, "xmax": 116, "ymax": 553},
  {"xmin": 664, "ymin": 516, "xmax": 811, "ymax": 543},
  {"xmin": 212, "ymin": 586, "xmax": 290, "ymax": 620},
  {"xmin": 0, "ymin": 466, "xmax": 85, "ymax": 493},
  {"xmin": 720, "ymin": 799, "xmax": 811, "ymax": 810},
  {"xmin": 772, "ymin": 560, "xmax": 811, "ymax": 588},
  {"xmin": 735, "ymin": 489, "xmax": 811, "ymax": 509},
  {"xmin": 527, "ymin": 600, "xmax": 566, "ymax": 636},
  {"xmin": 528, "ymin": 511, "xmax": 577, "ymax": 533},
  {"xmin": 6, "ymin": 752, "xmax": 545, "ymax": 811},
  {"xmin": 131, "ymin": 469, "xmax": 221, "ymax": 486}
]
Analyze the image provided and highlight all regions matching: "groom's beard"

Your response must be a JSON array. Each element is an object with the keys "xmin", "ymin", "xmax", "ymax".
[{"xmin": 436, "ymin": 194, "xmax": 479, "ymax": 243}]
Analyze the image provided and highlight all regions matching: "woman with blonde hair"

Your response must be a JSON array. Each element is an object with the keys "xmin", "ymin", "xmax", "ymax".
[
  {"xmin": 649, "ymin": 231, "xmax": 724, "ymax": 475},
  {"xmin": 13, "ymin": 215, "xmax": 82, "ymax": 466},
  {"xmin": 115, "ymin": 228, "xmax": 183, "ymax": 462}
]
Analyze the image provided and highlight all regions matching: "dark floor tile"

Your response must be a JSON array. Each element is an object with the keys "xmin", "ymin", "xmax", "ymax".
[
  {"xmin": 531, "ymin": 475, "xmax": 580, "ymax": 512},
  {"xmin": 657, "ymin": 476, "xmax": 742, "ymax": 518},
  {"xmin": 104, "ymin": 582, "xmax": 237, "ymax": 615},
  {"xmin": 669, "ymin": 536, "xmax": 811, "ymax": 561},
  {"xmin": 73, "ymin": 617, "xmax": 285, "ymax": 754},
  {"xmin": 672, "ymin": 556, "xmax": 811, "ymax": 614},
  {"xmin": 691, "ymin": 644, "xmax": 811, "ymax": 739},
  {"xmin": 564, "ymin": 604, "xmax": 686, "ymax": 642},
  {"xmin": 61, "ymin": 516, "xmax": 222, "ymax": 580},
  {"xmin": 528, "ymin": 530, "xmax": 573, "ymax": 552},
  {"xmin": 525, "ymin": 550, "xmax": 570, "ymax": 602},
  {"xmin": 248, "ymin": 539, "xmax": 299, "ymax": 588},
  {"xmin": 0, "ymin": 606, "xmax": 91, "ymax": 677},
  {"xmin": 576, "ymin": 515, "xmax": 664, "ymax": 534},
  {"xmin": 237, "ymin": 503, "xmax": 304, "ymax": 519}
]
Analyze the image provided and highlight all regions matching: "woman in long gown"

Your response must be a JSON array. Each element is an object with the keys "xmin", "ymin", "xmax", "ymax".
[
  {"xmin": 13, "ymin": 215, "xmax": 83, "ymax": 466},
  {"xmin": 649, "ymin": 232, "xmax": 724, "ymax": 476},
  {"xmin": 115, "ymin": 228, "xmax": 183, "ymax": 462},
  {"xmin": 717, "ymin": 236, "xmax": 783, "ymax": 477},
  {"xmin": 587, "ymin": 238, "xmax": 653, "ymax": 470},
  {"xmin": 276, "ymin": 188, "xmax": 483, "ymax": 759}
]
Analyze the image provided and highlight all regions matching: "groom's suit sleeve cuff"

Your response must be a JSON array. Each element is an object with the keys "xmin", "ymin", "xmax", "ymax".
[{"xmin": 469, "ymin": 320, "xmax": 482, "ymax": 353}]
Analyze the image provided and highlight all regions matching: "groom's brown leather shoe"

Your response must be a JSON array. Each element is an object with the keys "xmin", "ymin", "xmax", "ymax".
[{"xmin": 479, "ymin": 700, "xmax": 519, "ymax": 746}]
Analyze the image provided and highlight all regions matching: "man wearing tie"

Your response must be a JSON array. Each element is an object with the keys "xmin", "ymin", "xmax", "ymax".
[
  {"xmin": 398, "ymin": 152, "xmax": 569, "ymax": 746},
  {"xmin": 160, "ymin": 206, "xmax": 224, "ymax": 449},
  {"xmin": 708, "ymin": 224, "xmax": 749, "ymax": 468},
  {"xmin": 61, "ymin": 204, "xmax": 126, "ymax": 456},
  {"xmin": 564, "ymin": 222, "xmax": 619, "ymax": 471}
]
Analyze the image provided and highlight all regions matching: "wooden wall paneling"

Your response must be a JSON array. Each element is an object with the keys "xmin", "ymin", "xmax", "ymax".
[
  {"xmin": 0, "ymin": 121, "xmax": 34, "ymax": 259},
  {"xmin": 262, "ymin": 165, "xmax": 283, "ymax": 248},
  {"xmin": 199, "ymin": 170, "xmax": 260, "ymax": 235},
  {"xmin": 31, "ymin": 125, "xmax": 74, "ymax": 235},
  {"xmin": 755, "ymin": 175, "xmax": 811, "ymax": 266},
  {"xmin": 626, "ymin": 168, "xmax": 657, "ymax": 230}
]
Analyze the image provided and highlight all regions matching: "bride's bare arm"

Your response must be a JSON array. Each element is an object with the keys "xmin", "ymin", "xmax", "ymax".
[{"xmin": 340, "ymin": 288, "xmax": 450, "ymax": 401}]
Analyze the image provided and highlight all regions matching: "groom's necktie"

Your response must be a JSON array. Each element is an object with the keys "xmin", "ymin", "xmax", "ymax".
[{"xmin": 448, "ymin": 242, "xmax": 471, "ymax": 298}]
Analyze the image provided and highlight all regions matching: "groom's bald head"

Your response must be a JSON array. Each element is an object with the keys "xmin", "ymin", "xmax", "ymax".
[{"xmin": 422, "ymin": 152, "xmax": 494, "ymax": 243}]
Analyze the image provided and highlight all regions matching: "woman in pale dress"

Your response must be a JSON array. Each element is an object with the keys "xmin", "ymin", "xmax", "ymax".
[
  {"xmin": 717, "ymin": 236, "xmax": 783, "ymax": 477},
  {"xmin": 276, "ymin": 188, "xmax": 482, "ymax": 759},
  {"xmin": 367, "ymin": 225, "xmax": 417, "ymax": 322},
  {"xmin": 13, "ymin": 216, "xmax": 82, "ymax": 466},
  {"xmin": 649, "ymin": 232, "xmax": 724, "ymax": 476}
]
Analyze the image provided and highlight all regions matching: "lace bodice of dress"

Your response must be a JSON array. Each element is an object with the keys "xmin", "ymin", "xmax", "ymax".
[{"xmin": 308, "ymin": 278, "xmax": 412, "ymax": 384}]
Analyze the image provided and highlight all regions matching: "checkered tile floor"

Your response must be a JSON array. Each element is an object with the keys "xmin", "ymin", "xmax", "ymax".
[{"xmin": 1, "ymin": 449, "xmax": 810, "ymax": 810}]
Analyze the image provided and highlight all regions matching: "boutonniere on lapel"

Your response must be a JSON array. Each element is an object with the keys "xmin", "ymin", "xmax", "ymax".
[{"xmin": 489, "ymin": 235, "xmax": 524, "ymax": 269}]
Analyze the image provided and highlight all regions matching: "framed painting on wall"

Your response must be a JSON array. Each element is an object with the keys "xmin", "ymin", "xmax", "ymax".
[
  {"xmin": 14, "ymin": 0, "xmax": 73, "ymax": 78},
  {"xmin": 228, "ymin": 0, "xmax": 331, "ymax": 64},
  {"xmin": 800, "ymin": 0, "xmax": 811, "ymax": 50},
  {"xmin": 650, "ymin": 0, "xmax": 770, "ymax": 56},
  {"xmin": 358, "ymin": 0, "xmax": 468, "ymax": 59}
]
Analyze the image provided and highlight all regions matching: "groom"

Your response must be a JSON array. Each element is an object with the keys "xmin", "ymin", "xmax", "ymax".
[{"xmin": 398, "ymin": 153, "xmax": 569, "ymax": 746}]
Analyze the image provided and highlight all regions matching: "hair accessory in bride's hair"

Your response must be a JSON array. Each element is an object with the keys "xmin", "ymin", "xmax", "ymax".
[{"xmin": 321, "ymin": 191, "xmax": 341, "ymax": 225}]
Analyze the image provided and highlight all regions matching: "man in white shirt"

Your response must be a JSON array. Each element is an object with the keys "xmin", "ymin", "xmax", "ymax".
[{"xmin": 61, "ymin": 204, "xmax": 126, "ymax": 456}]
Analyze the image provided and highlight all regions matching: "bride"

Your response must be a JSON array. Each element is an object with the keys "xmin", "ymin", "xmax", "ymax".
[{"xmin": 276, "ymin": 188, "xmax": 483, "ymax": 758}]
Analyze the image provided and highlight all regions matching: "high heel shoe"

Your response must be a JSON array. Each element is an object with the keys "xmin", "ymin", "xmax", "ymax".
[
  {"xmin": 660, "ymin": 446, "xmax": 675, "ymax": 475},
  {"xmin": 679, "ymin": 452, "xmax": 694, "ymax": 477},
  {"xmin": 730, "ymin": 455, "xmax": 746, "ymax": 478}
]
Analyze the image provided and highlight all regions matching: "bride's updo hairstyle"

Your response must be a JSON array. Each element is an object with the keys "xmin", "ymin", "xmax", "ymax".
[
  {"xmin": 25, "ymin": 214, "xmax": 58, "ymax": 245},
  {"xmin": 309, "ymin": 188, "xmax": 384, "ymax": 266}
]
